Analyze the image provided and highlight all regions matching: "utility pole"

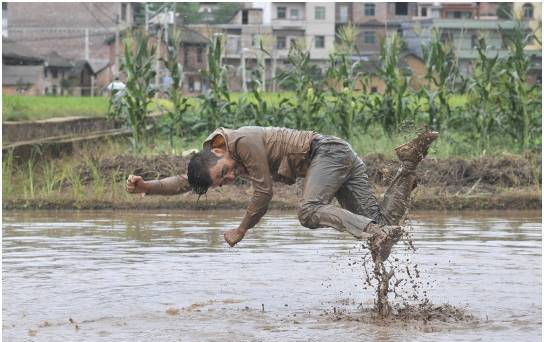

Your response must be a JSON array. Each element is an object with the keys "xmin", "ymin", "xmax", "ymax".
[
  {"xmin": 241, "ymin": 48, "xmax": 247, "ymax": 92},
  {"xmin": 272, "ymin": 51, "xmax": 277, "ymax": 92},
  {"xmin": 155, "ymin": 26, "xmax": 162, "ymax": 97},
  {"xmin": 84, "ymin": 28, "xmax": 89, "ymax": 61},
  {"xmin": 145, "ymin": 3, "xmax": 149, "ymax": 32},
  {"xmin": 114, "ymin": 14, "xmax": 120, "ymax": 78}
]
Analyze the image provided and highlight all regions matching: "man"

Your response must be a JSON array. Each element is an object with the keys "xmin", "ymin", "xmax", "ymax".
[{"xmin": 127, "ymin": 127, "xmax": 437, "ymax": 263}]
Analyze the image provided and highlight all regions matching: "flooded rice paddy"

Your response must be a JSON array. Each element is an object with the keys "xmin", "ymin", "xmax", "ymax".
[{"xmin": 2, "ymin": 210, "xmax": 541, "ymax": 341}]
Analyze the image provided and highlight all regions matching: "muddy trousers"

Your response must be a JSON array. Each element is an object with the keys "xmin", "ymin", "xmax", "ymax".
[{"xmin": 297, "ymin": 137, "xmax": 417, "ymax": 239}]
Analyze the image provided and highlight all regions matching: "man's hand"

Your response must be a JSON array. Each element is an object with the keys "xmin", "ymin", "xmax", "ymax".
[
  {"xmin": 224, "ymin": 227, "xmax": 247, "ymax": 247},
  {"xmin": 126, "ymin": 175, "xmax": 149, "ymax": 195}
]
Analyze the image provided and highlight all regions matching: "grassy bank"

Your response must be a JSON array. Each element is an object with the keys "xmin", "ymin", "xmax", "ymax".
[{"xmin": 3, "ymin": 134, "xmax": 540, "ymax": 211}]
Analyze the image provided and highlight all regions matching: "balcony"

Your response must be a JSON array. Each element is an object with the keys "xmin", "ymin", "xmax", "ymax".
[{"xmin": 271, "ymin": 18, "xmax": 306, "ymax": 30}]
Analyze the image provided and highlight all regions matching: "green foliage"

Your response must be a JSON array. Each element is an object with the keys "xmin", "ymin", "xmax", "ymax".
[
  {"xmin": 113, "ymin": 29, "xmax": 157, "ymax": 152},
  {"xmin": 277, "ymin": 41, "xmax": 327, "ymax": 131},
  {"xmin": 160, "ymin": 27, "xmax": 191, "ymax": 150},
  {"xmin": 199, "ymin": 35, "xmax": 234, "ymax": 132},
  {"xmin": 374, "ymin": 32, "xmax": 413, "ymax": 135},
  {"xmin": 420, "ymin": 28, "xmax": 461, "ymax": 130}
]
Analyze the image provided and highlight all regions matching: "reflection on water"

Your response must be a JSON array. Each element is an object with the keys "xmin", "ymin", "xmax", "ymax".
[{"xmin": 2, "ymin": 210, "xmax": 542, "ymax": 342}]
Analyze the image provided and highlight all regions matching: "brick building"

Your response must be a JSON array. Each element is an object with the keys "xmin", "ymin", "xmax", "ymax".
[
  {"xmin": 105, "ymin": 26, "xmax": 209, "ymax": 95},
  {"xmin": 5, "ymin": 2, "xmax": 138, "ymax": 91}
]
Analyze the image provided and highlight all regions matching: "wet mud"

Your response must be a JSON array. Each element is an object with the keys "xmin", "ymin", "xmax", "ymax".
[{"xmin": 354, "ymin": 222, "xmax": 476, "ymax": 323}]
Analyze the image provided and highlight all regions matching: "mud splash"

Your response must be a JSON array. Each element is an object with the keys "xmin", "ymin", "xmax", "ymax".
[{"xmin": 356, "ymin": 223, "xmax": 476, "ymax": 323}]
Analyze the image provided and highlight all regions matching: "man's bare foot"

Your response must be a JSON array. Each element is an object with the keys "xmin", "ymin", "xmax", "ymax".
[
  {"xmin": 395, "ymin": 130, "xmax": 439, "ymax": 164},
  {"xmin": 369, "ymin": 225, "xmax": 403, "ymax": 263},
  {"xmin": 224, "ymin": 228, "xmax": 246, "ymax": 247}
]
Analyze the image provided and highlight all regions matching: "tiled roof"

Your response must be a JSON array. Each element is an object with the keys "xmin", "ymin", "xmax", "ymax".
[{"xmin": 2, "ymin": 65, "xmax": 43, "ymax": 85}]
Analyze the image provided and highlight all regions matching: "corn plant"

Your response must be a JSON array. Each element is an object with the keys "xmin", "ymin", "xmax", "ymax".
[
  {"xmin": 199, "ymin": 35, "xmax": 234, "ymax": 131},
  {"xmin": 500, "ymin": 21, "xmax": 541, "ymax": 151},
  {"xmin": 374, "ymin": 33, "xmax": 412, "ymax": 135},
  {"xmin": 326, "ymin": 24, "xmax": 364, "ymax": 141},
  {"xmin": 161, "ymin": 28, "xmax": 190, "ymax": 150},
  {"xmin": 115, "ymin": 29, "xmax": 157, "ymax": 152},
  {"xmin": 420, "ymin": 28, "xmax": 460, "ymax": 130},
  {"xmin": 277, "ymin": 41, "xmax": 327, "ymax": 131},
  {"xmin": 465, "ymin": 42, "xmax": 505, "ymax": 151}
]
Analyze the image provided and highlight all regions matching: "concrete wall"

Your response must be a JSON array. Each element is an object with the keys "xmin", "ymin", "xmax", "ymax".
[{"xmin": 2, "ymin": 117, "xmax": 120, "ymax": 144}]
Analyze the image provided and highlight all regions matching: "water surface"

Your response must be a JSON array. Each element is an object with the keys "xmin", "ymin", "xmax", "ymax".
[{"xmin": 3, "ymin": 210, "xmax": 541, "ymax": 341}]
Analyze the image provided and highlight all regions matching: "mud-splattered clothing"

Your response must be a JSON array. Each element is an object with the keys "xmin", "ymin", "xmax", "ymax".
[
  {"xmin": 300, "ymin": 135, "xmax": 416, "ymax": 238},
  {"xmin": 203, "ymin": 127, "xmax": 416, "ymax": 236},
  {"xmin": 203, "ymin": 126, "xmax": 317, "ymax": 230}
]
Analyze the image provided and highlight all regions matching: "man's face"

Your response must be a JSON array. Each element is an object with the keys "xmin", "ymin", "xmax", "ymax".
[{"xmin": 209, "ymin": 149, "xmax": 237, "ymax": 187}]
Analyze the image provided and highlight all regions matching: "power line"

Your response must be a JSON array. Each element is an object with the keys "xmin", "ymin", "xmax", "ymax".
[
  {"xmin": 94, "ymin": 3, "xmax": 116, "ymax": 22},
  {"xmin": 81, "ymin": 3, "xmax": 112, "ymax": 31}
]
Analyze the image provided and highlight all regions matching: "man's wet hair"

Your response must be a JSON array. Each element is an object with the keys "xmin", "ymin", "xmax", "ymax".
[{"xmin": 188, "ymin": 149, "xmax": 221, "ymax": 195}]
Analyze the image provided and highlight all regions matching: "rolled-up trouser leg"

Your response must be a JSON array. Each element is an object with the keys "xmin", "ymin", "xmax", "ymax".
[
  {"xmin": 335, "ymin": 156, "xmax": 386, "ymax": 225},
  {"xmin": 381, "ymin": 164, "xmax": 417, "ymax": 225},
  {"xmin": 298, "ymin": 140, "xmax": 373, "ymax": 239}
]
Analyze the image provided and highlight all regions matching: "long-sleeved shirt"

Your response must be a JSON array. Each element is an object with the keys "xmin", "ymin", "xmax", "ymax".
[{"xmin": 203, "ymin": 126, "xmax": 317, "ymax": 230}]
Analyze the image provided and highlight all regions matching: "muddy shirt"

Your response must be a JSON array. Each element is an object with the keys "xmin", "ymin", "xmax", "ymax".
[{"xmin": 203, "ymin": 126, "xmax": 317, "ymax": 230}]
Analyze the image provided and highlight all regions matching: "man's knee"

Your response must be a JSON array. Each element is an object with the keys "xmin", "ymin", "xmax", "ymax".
[{"xmin": 297, "ymin": 202, "xmax": 321, "ymax": 229}]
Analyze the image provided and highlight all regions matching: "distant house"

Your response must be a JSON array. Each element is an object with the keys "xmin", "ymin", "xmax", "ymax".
[
  {"xmin": 66, "ymin": 60, "xmax": 95, "ymax": 96},
  {"xmin": 43, "ymin": 51, "xmax": 73, "ymax": 96},
  {"xmin": 3, "ymin": 39, "xmax": 96, "ymax": 96},
  {"xmin": 2, "ymin": 38, "xmax": 45, "ymax": 95},
  {"xmin": 106, "ymin": 25, "xmax": 210, "ymax": 95},
  {"xmin": 5, "ymin": 2, "xmax": 139, "ymax": 91}
]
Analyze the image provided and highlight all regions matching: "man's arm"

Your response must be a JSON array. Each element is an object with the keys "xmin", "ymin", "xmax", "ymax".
[
  {"xmin": 126, "ymin": 175, "xmax": 191, "ymax": 195},
  {"xmin": 224, "ymin": 136, "xmax": 273, "ymax": 246}
]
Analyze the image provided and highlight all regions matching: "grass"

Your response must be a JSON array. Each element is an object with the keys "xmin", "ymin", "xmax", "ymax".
[
  {"xmin": 3, "ymin": 95, "xmax": 110, "ymax": 121},
  {"xmin": 2, "ymin": 133, "xmax": 540, "ymax": 210}
]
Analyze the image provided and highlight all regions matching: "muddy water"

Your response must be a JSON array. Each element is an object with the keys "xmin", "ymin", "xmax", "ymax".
[{"xmin": 3, "ymin": 210, "xmax": 541, "ymax": 342}]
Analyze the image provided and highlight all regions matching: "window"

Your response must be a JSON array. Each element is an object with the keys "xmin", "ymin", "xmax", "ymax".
[
  {"xmin": 315, "ymin": 36, "xmax": 325, "ymax": 48},
  {"xmin": 183, "ymin": 46, "xmax": 189, "ymax": 65},
  {"xmin": 523, "ymin": 3, "xmax": 533, "ymax": 19},
  {"xmin": 242, "ymin": 9, "xmax": 249, "ymax": 24},
  {"xmin": 52, "ymin": 85, "xmax": 58, "ymax": 95},
  {"xmin": 397, "ymin": 28, "xmax": 403, "ymax": 37},
  {"xmin": 315, "ymin": 6, "xmax": 325, "ymax": 20},
  {"xmin": 363, "ymin": 31, "xmax": 376, "ymax": 44},
  {"xmin": 290, "ymin": 8, "xmax": 299, "ymax": 19},
  {"xmin": 252, "ymin": 34, "xmax": 258, "ymax": 47},
  {"xmin": 121, "ymin": 3, "xmax": 127, "ymax": 21},
  {"xmin": 395, "ymin": 2, "xmax": 408, "ymax": 16},
  {"xmin": 277, "ymin": 6, "xmax": 286, "ymax": 19},
  {"xmin": 471, "ymin": 34, "xmax": 478, "ymax": 49},
  {"xmin": 421, "ymin": 7, "xmax": 427, "ymax": 17},
  {"xmin": 371, "ymin": 86, "xmax": 378, "ymax": 93},
  {"xmin": 339, "ymin": 5, "xmax": 348, "ymax": 22},
  {"xmin": 44, "ymin": 68, "xmax": 48, "ymax": 78},
  {"xmin": 188, "ymin": 76, "xmax": 194, "ymax": 92},
  {"xmin": 197, "ymin": 47, "xmax": 203, "ymax": 63},
  {"xmin": 448, "ymin": 11, "xmax": 472, "ymax": 19},
  {"xmin": 364, "ymin": 3, "xmax": 375, "ymax": 16},
  {"xmin": 276, "ymin": 36, "xmax": 286, "ymax": 49},
  {"xmin": 52, "ymin": 69, "xmax": 58, "ymax": 79}
]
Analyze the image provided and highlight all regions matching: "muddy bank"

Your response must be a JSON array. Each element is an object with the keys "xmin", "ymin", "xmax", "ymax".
[{"xmin": 3, "ymin": 153, "xmax": 541, "ymax": 210}]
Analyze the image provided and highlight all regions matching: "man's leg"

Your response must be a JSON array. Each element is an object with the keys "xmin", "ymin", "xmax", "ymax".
[
  {"xmin": 335, "ymin": 156, "xmax": 385, "ymax": 224},
  {"xmin": 380, "ymin": 165, "xmax": 417, "ymax": 225},
  {"xmin": 298, "ymin": 140, "xmax": 374, "ymax": 239},
  {"xmin": 382, "ymin": 129, "xmax": 439, "ymax": 225}
]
